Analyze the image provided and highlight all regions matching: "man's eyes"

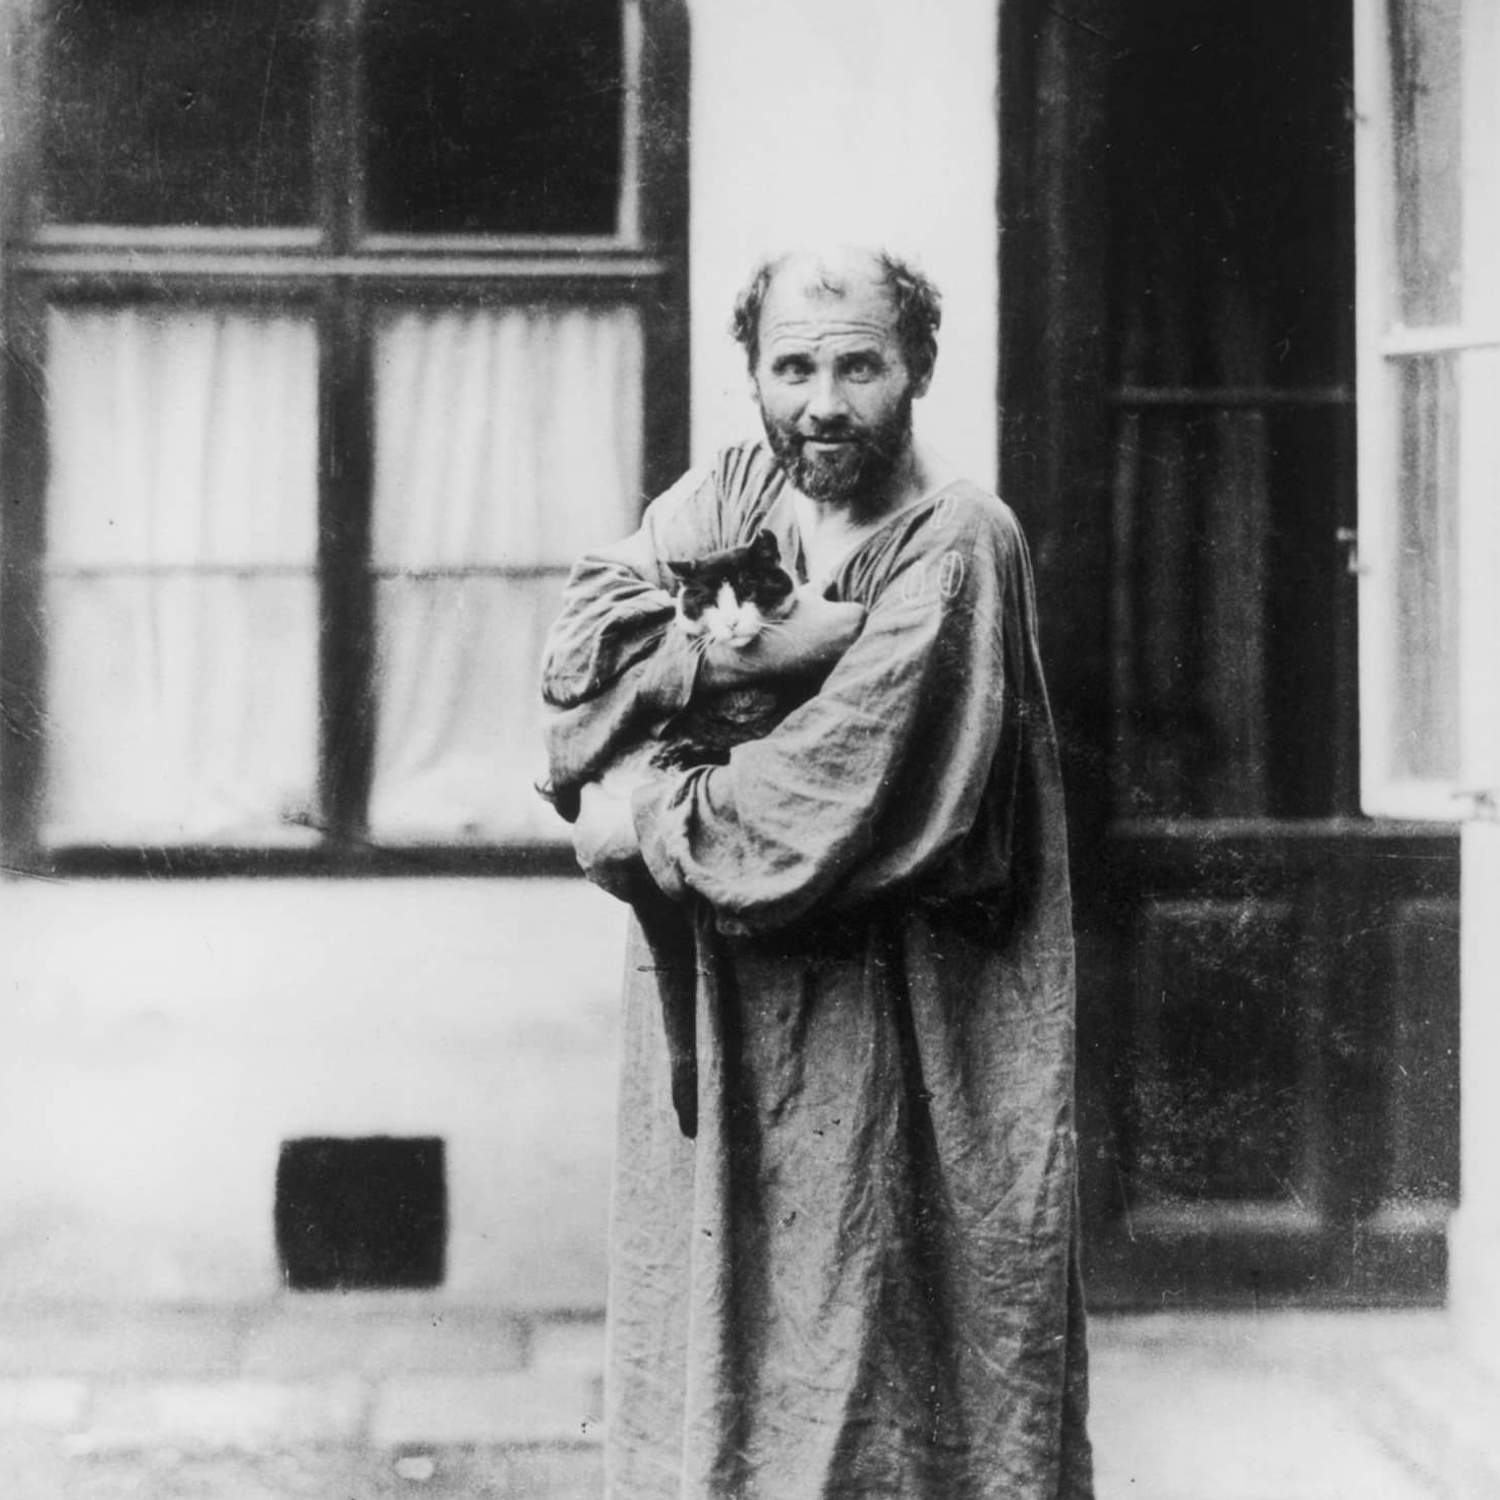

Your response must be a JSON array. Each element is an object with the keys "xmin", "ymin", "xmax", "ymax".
[{"xmin": 769, "ymin": 355, "xmax": 885, "ymax": 381}]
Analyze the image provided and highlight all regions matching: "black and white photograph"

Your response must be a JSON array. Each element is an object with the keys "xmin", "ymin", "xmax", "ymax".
[{"xmin": 0, "ymin": 1, "xmax": 1494, "ymax": 1496}]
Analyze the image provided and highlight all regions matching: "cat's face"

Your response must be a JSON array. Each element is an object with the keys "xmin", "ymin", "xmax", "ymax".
[{"xmin": 669, "ymin": 530, "xmax": 795, "ymax": 648}]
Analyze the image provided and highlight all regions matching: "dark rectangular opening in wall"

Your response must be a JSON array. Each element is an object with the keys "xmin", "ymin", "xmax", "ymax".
[{"xmin": 276, "ymin": 1136, "xmax": 446, "ymax": 1291}]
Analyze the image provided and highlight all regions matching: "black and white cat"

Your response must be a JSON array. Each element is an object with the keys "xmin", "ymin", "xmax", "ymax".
[
  {"xmin": 593, "ymin": 529, "xmax": 799, "ymax": 1138},
  {"xmin": 648, "ymin": 528, "xmax": 798, "ymax": 772}
]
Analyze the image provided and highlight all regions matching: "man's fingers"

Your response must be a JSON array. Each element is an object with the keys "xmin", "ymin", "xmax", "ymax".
[
  {"xmin": 770, "ymin": 593, "xmax": 866, "ymax": 668},
  {"xmin": 703, "ymin": 593, "xmax": 865, "ymax": 686}
]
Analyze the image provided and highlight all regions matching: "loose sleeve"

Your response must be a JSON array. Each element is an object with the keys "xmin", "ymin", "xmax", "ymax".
[
  {"xmin": 632, "ymin": 496, "xmax": 1032, "ymax": 933},
  {"xmin": 538, "ymin": 466, "xmax": 726, "ymax": 811}
]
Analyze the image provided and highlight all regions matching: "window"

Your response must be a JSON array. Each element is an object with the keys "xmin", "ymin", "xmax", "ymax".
[
  {"xmin": 1355, "ymin": 0, "xmax": 1500, "ymax": 819},
  {"xmin": 0, "ymin": 0, "xmax": 687, "ymax": 872},
  {"xmin": 1102, "ymin": 1, "xmax": 1357, "ymax": 823}
]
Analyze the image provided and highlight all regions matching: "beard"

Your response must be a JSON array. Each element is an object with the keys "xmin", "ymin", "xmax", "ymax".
[{"xmin": 760, "ymin": 388, "xmax": 915, "ymax": 505}]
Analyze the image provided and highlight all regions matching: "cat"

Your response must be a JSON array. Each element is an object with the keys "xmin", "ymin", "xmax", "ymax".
[
  {"xmin": 649, "ymin": 528, "xmax": 798, "ymax": 771},
  {"xmin": 600, "ymin": 529, "xmax": 801, "ymax": 1139}
]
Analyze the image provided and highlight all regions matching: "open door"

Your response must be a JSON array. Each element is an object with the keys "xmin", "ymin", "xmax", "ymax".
[{"xmin": 1001, "ymin": 0, "xmax": 1460, "ymax": 1306}]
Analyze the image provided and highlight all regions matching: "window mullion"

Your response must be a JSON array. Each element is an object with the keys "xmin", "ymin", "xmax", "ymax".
[
  {"xmin": 315, "ymin": 0, "xmax": 373, "ymax": 855},
  {"xmin": 1379, "ymin": 325, "xmax": 1500, "ymax": 357},
  {"xmin": 318, "ymin": 286, "xmax": 376, "ymax": 851},
  {"xmin": 637, "ymin": 0, "xmax": 691, "ymax": 499},
  {"xmin": 318, "ymin": 0, "xmax": 362, "ymax": 252},
  {"xmin": 0, "ymin": 285, "xmax": 50, "ymax": 865},
  {"xmin": 1457, "ymin": 0, "xmax": 1500, "ymax": 810}
]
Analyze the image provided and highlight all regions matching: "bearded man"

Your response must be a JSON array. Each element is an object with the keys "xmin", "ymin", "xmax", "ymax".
[{"xmin": 540, "ymin": 247, "xmax": 1093, "ymax": 1500}]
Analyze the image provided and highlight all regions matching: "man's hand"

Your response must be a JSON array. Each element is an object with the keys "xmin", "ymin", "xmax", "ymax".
[
  {"xmin": 699, "ymin": 586, "xmax": 866, "ymax": 689},
  {"xmin": 572, "ymin": 780, "xmax": 648, "ymax": 903}
]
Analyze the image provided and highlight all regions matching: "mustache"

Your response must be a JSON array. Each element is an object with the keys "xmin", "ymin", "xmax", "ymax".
[
  {"xmin": 795, "ymin": 422, "xmax": 909, "ymax": 462},
  {"xmin": 796, "ymin": 422, "xmax": 866, "ymax": 445}
]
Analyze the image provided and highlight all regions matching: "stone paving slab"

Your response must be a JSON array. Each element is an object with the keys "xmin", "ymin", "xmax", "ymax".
[
  {"xmin": 528, "ymin": 1321, "xmax": 606, "ymax": 1376},
  {"xmin": 1090, "ymin": 1344, "xmax": 1433, "ymax": 1500},
  {"xmin": 76, "ymin": 1377, "xmax": 368, "ymax": 1452},
  {"xmin": 0, "ymin": 1379, "xmax": 90, "ymax": 1430},
  {"xmin": 370, "ymin": 1369, "xmax": 602, "ymax": 1449},
  {"xmin": 1087, "ymin": 1311, "xmax": 1463, "ymax": 1500},
  {"xmin": 239, "ymin": 1303, "xmax": 529, "ymax": 1379},
  {"xmin": 1352, "ymin": 1347, "xmax": 1500, "ymax": 1500},
  {"xmin": 0, "ymin": 1305, "xmax": 249, "ymax": 1379},
  {"xmin": 0, "ymin": 1433, "xmax": 603, "ymax": 1500}
]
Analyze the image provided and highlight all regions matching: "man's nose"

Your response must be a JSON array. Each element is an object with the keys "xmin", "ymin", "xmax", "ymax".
[{"xmin": 804, "ymin": 372, "xmax": 851, "ymax": 424}]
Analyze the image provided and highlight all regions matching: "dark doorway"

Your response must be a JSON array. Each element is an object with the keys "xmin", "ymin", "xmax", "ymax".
[{"xmin": 1000, "ymin": 0, "xmax": 1460, "ymax": 1307}]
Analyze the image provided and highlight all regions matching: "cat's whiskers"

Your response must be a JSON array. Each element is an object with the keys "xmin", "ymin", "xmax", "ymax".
[{"xmin": 749, "ymin": 615, "xmax": 796, "ymax": 642}]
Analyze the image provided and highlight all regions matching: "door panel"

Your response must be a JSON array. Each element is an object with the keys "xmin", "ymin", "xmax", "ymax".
[
  {"xmin": 1083, "ymin": 830, "xmax": 1458, "ymax": 1305},
  {"xmin": 1131, "ymin": 898, "xmax": 1305, "ymax": 1209},
  {"xmin": 1379, "ymin": 898, "xmax": 1462, "ymax": 1212}
]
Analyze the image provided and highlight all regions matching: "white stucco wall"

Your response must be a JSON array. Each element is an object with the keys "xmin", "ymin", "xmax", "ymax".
[
  {"xmin": 687, "ymin": 0, "xmax": 1000, "ymax": 487},
  {"xmin": 0, "ymin": 879, "xmax": 627, "ymax": 1308}
]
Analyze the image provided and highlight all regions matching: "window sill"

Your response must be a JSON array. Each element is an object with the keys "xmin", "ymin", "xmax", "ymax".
[{"xmin": 6, "ymin": 842, "xmax": 583, "ymax": 881}]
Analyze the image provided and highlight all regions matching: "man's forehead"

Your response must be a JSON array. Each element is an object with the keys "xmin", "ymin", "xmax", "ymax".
[{"xmin": 758, "ymin": 257, "xmax": 899, "ymax": 344}]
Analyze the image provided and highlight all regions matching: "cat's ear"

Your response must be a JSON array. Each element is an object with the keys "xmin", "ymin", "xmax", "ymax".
[
  {"xmin": 750, "ymin": 530, "xmax": 780, "ymax": 563},
  {"xmin": 666, "ymin": 559, "xmax": 695, "ymax": 581}
]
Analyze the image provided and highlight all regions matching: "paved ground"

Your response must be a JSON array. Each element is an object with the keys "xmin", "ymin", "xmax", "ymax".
[
  {"xmin": 0, "ymin": 1436, "xmax": 602, "ymax": 1500},
  {"xmin": 1089, "ymin": 1311, "xmax": 1454, "ymax": 1500},
  {"xmin": 0, "ymin": 1303, "xmax": 1491, "ymax": 1498}
]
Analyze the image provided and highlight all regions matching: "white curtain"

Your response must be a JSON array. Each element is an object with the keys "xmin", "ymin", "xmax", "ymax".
[
  {"xmin": 367, "ymin": 303, "xmax": 643, "ymax": 842},
  {"xmin": 40, "ymin": 300, "xmax": 642, "ymax": 848},
  {"xmin": 43, "ymin": 306, "xmax": 320, "ymax": 845}
]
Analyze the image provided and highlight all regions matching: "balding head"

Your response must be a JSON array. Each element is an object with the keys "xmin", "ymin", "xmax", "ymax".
[{"xmin": 731, "ymin": 247, "xmax": 942, "ymax": 384}]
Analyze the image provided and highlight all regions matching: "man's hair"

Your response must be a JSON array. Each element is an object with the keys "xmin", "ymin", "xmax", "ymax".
[{"xmin": 730, "ymin": 249, "xmax": 942, "ymax": 382}]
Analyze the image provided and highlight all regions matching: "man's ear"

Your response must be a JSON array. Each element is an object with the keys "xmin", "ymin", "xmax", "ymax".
[{"xmin": 909, "ymin": 362, "xmax": 934, "ymax": 401}]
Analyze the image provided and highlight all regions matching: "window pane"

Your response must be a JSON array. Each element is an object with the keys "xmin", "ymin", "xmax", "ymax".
[
  {"xmin": 43, "ymin": 577, "xmax": 321, "ymax": 845},
  {"xmin": 1112, "ymin": 404, "xmax": 1352, "ymax": 820},
  {"xmin": 45, "ymin": 307, "xmax": 320, "ymax": 567},
  {"xmin": 1390, "ymin": 0, "xmax": 1464, "ymax": 325},
  {"xmin": 364, "ymin": 0, "xmax": 624, "ymax": 235},
  {"xmin": 1390, "ymin": 355, "xmax": 1461, "ymax": 782},
  {"xmin": 368, "ymin": 576, "xmax": 568, "ymax": 843},
  {"xmin": 368, "ymin": 302, "xmax": 643, "ymax": 841},
  {"xmin": 42, "ymin": 306, "xmax": 321, "ymax": 843},
  {"xmin": 370, "ymin": 304, "xmax": 643, "ymax": 567},
  {"xmin": 41, "ymin": 0, "xmax": 317, "ymax": 228}
]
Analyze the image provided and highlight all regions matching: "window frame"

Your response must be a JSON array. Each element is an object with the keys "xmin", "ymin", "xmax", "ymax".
[
  {"xmin": 1354, "ymin": 0, "xmax": 1500, "ymax": 821},
  {"xmin": 0, "ymin": 0, "xmax": 689, "ymax": 877}
]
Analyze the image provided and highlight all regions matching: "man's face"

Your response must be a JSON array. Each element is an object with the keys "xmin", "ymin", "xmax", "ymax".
[{"xmin": 751, "ymin": 271, "xmax": 929, "ymax": 506}]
